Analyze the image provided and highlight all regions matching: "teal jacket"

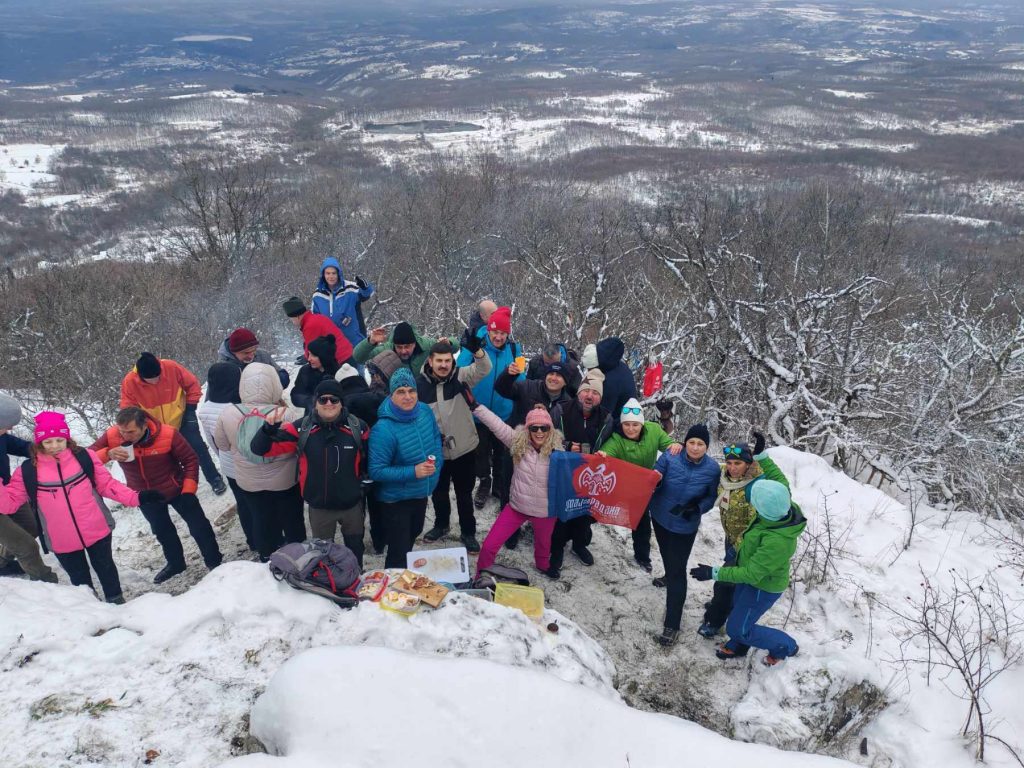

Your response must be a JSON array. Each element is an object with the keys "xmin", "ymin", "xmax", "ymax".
[
  {"xmin": 456, "ymin": 326, "xmax": 522, "ymax": 423},
  {"xmin": 368, "ymin": 399, "xmax": 443, "ymax": 502},
  {"xmin": 716, "ymin": 506, "xmax": 807, "ymax": 593}
]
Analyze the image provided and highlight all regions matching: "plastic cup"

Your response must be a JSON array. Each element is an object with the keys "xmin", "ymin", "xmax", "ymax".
[
  {"xmin": 514, "ymin": 356, "xmax": 527, "ymax": 372},
  {"xmin": 122, "ymin": 443, "xmax": 135, "ymax": 462}
]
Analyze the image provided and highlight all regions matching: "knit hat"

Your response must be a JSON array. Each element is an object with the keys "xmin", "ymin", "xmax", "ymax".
[
  {"xmin": 368, "ymin": 350, "xmax": 403, "ymax": 382},
  {"xmin": 283, "ymin": 296, "xmax": 307, "ymax": 317},
  {"xmin": 750, "ymin": 480, "xmax": 791, "ymax": 521},
  {"xmin": 205, "ymin": 362, "xmax": 242, "ymax": 404},
  {"xmin": 313, "ymin": 379, "xmax": 345, "ymax": 401},
  {"xmin": 487, "ymin": 306, "xmax": 512, "ymax": 334},
  {"xmin": 307, "ymin": 335, "xmax": 337, "ymax": 367},
  {"xmin": 722, "ymin": 441, "xmax": 753, "ymax": 464},
  {"xmin": 389, "ymin": 367, "xmax": 417, "ymax": 394},
  {"xmin": 0, "ymin": 393, "xmax": 22, "ymax": 430},
  {"xmin": 33, "ymin": 411, "xmax": 71, "ymax": 444},
  {"xmin": 335, "ymin": 363, "xmax": 361, "ymax": 382},
  {"xmin": 227, "ymin": 328, "xmax": 259, "ymax": 353},
  {"xmin": 136, "ymin": 352, "xmax": 161, "ymax": 379},
  {"xmin": 620, "ymin": 397, "xmax": 645, "ymax": 425},
  {"xmin": 578, "ymin": 369, "xmax": 605, "ymax": 397},
  {"xmin": 392, "ymin": 322, "xmax": 416, "ymax": 346},
  {"xmin": 525, "ymin": 407, "xmax": 554, "ymax": 429},
  {"xmin": 543, "ymin": 362, "xmax": 568, "ymax": 383},
  {"xmin": 581, "ymin": 343, "xmax": 598, "ymax": 370},
  {"xmin": 684, "ymin": 423, "xmax": 711, "ymax": 447}
]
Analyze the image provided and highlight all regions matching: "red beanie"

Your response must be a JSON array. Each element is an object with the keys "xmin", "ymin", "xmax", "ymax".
[
  {"xmin": 488, "ymin": 306, "xmax": 512, "ymax": 334},
  {"xmin": 228, "ymin": 328, "xmax": 259, "ymax": 353}
]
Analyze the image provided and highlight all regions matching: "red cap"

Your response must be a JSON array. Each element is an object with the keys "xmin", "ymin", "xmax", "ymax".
[
  {"xmin": 487, "ymin": 306, "xmax": 512, "ymax": 334},
  {"xmin": 228, "ymin": 328, "xmax": 259, "ymax": 353}
]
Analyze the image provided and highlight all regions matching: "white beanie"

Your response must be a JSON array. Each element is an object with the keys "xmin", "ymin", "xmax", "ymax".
[
  {"xmin": 581, "ymin": 344, "xmax": 598, "ymax": 370},
  {"xmin": 620, "ymin": 397, "xmax": 645, "ymax": 424},
  {"xmin": 0, "ymin": 393, "xmax": 22, "ymax": 430},
  {"xmin": 335, "ymin": 364, "xmax": 361, "ymax": 383}
]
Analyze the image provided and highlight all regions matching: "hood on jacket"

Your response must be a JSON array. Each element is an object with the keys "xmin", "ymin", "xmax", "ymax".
[
  {"xmin": 596, "ymin": 337, "xmax": 625, "ymax": 372},
  {"xmin": 761, "ymin": 506, "xmax": 807, "ymax": 538},
  {"xmin": 317, "ymin": 256, "xmax": 344, "ymax": 293},
  {"xmin": 239, "ymin": 362, "xmax": 283, "ymax": 406}
]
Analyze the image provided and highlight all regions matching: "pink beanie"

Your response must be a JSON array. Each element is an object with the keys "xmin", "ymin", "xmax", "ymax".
[
  {"xmin": 34, "ymin": 411, "xmax": 71, "ymax": 444},
  {"xmin": 525, "ymin": 407, "xmax": 553, "ymax": 429}
]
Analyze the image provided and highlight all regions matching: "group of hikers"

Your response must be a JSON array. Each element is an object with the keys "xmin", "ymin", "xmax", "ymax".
[{"xmin": 0, "ymin": 258, "xmax": 804, "ymax": 665}]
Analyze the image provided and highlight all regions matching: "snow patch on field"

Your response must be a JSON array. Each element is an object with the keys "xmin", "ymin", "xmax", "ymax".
[
  {"xmin": 174, "ymin": 35, "xmax": 253, "ymax": 43},
  {"xmin": 900, "ymin": 212, "xmax": 999, "ymax": 227},
  {"xmin": 822, "ymin": 88, "xmax": 873, "ymax": 99},
  {"xmin": 0, "ymin": 143, "xmax": 63, "ymax": 191},
  {"xmin": 420, "ymin": 65, "xmax": 478, "ymax": 80}
]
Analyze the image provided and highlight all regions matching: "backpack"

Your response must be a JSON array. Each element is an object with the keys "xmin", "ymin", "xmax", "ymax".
[
  {"xmin": 268, "ymin": 538, "xmax": 360, "ymax": 608},
  {"xmin": 20, "ymin": 447, "xmax": 105, "ymax": 554},
  {"xmin": 294, "ymin": 412, "xmax": 368, "ymax": 482},
  {"xmin": 234, "ymin": 406, "xmax": 291, "ymax": 464},
  {"xmin": 472, "ymin": 564, "xmax": 530, "ymax": 591}
]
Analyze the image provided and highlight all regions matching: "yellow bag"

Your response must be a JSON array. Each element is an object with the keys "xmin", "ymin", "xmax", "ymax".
[{"xmin": 494, "ymin": 583, "xmax": 545, "ymax": 620}]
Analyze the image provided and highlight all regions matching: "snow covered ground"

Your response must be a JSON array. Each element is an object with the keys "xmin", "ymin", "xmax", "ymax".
[{"xmin": 2, "ymin": 434, "xmax": 1023, "ymax": 767}]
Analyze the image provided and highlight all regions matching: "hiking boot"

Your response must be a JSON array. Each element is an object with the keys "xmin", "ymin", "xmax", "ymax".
[
  {"xmin": 460, "ymin": 534, "xmax": 480, "ymax": 553},
  {"xmin": 571, "ymin": 545, "xmax": 594, "ymax": 566},
  {"xmin": 423, "ymin": 526, "xmax": 448, "ymax": 543},
  {"xmin": 211, "ymin": 476, "xmax": 228, "ymax": 496},
  {"xmin": 106, "ymin": 594, "xmax": 126, "ymax": 605},
  {"xmin": 504, "ymin": 529, "xmax": 521, "ymax": 551},
  {"xmin": 153, "ymin": 563, "xmax": 186, "ymax": 584},
  {"xmin": 715, "ymin": 644, "xmax": 749, "ymax": 660},
  {"xmin": 473, "ymin": 480, "xmax": 491, "ymax": 509},
  {"xmin": 540, "ymin": 565, "xmax": 561, "ymax": 580},
  {"xmin": 634, "ymin": 556, "xmax": 653, "ymax": 573},
  {"xmin": 763, "ymin": 644, "xmax": 799, "ymax": 667},
  {"xmin": 655, "ymin": 627, "xmax": 679, "ymax": 647},
  {"xmin": 652, "ymin": 575, "xmax": 667, "ymax": 588},
  {"xmin": 697, "ymin": 622, "xmax": 722, "ymax": 639}
]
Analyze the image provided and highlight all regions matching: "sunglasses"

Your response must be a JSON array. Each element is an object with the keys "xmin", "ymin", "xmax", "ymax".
[
  {"xmin": 317, "ymin": 395, "xmax": 341, "ymax": 405},
  {"xmin": 622, "ymin": 407, "xmax": 643, "ymax": 415},
  {"xmin": 723, "ymin": 444, "xmax": 745, "ymax": 457},
  {"xmin": 528, "ymin": 425, "xmax": 551, "ymax": 433}
]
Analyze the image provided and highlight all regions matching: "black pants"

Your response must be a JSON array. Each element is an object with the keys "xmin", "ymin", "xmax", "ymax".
[
  {"xmin": 236, "ymin": 485, "xmax": 306, "ymax": 559},
  {"xmin": 431, "ymin": 452, "xmax": 477, "ymax": 535},
  {"xmin": 475, "ymin": 424, "xmax": 507, "ymax": 497},
  {"xmin": 54, "ymin": 534, "xmax": 122, "ymax": 601},
  {"xmin": 140, "ymin": 493, "xmax": 223, "ymax": 569},
  {"xmin": 382, "ymin": 497, "xmax": 427, "ymax": 569},
  {"xmin": 179, "ymin": 412, "xmax": 223, "ymax": 487},
  {"xmin": 632, "ymin": 509, "xmax": 653, "ymax": 563},
  {"xmin": 227, "ymin": 478, "xmax": 256, "ymax": 551},
  {"xmin": 703, "ymin": 543, "xmax": 739, "ymax": 630},
  {"xmin": 653, "ymin": 521, "xmax": 698, "ymax": 631},
  {"xmin": 549, "ymin": 516, "xmax": 594, "ymax": 569},
  {"xmin": 366, "ymin": 485, "xmax": 385, "ymax": 552}
]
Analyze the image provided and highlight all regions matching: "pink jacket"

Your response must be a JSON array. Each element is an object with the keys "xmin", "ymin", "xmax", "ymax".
[
  {"xmin": 475, "ymin": 405, "xmax": 554, "ymax": 518},
  {"xmin": 0, "ymin": 448, "xmax": 139, "ymax": 554}
]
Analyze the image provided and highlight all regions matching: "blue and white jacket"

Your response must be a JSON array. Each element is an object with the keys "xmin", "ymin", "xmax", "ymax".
[{"xmin": 310, "ymin": 256, "xmax": 374, "ymax": 346}]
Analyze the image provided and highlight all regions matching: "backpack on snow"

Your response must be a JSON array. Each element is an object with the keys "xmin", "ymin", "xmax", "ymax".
[
  {"xmin": 234, "ymin": 406, "xmax": 291, "ymax": 464},
  {"xmin": 472, "ymin": 564, "xmax": 530, "ymax": 591},
  {"xmin": 20, "ymin": 447, "xmax": 107, "ymax": 554},
  {"xmin": 268, "ymin": 538, "xmax": 360, "ymax": 608}
]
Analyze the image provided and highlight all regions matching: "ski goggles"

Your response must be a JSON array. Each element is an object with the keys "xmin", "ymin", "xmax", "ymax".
[
  {"xmin": 723, "ymin": 444, "xmax": 747, "ymax": 458},
  {"xmin": 621, "ymin": 407, "xmax": 643, "ymax": 415},
  {"xmin": 317, "ymin": 395, "xmax": 342, "ymax": 405},
  {"xmin": 528, "ymin": 425, "xmax": 551, "ymax": 433}
]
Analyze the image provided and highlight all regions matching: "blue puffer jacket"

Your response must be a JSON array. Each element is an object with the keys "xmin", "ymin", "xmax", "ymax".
[
  {"xmin": 368, "ymin": 398, "xmax": 443, "ymax": 503},
  {"xmin": 596, "ymin": 337, "xmax": 638, "ymax": 418},
  {"xmin": 648, "ymin": 451, "xmax": 721, "ymax": 534},
  {"xmin": 310, "ymin": 256, "xmax": 374, "ymax": 346},
  {"xmin": 456, "ymin": 326, "xmax": 522, "ymax": 423},
  {"xmin": 1, "ymin": 432, "xmax": 31, "ymax": 485}
]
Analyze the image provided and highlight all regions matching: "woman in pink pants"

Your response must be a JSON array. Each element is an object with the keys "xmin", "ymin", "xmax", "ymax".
[{"xmin": 472, "ymin": 403, "xmax": 563, "ymax": 579}]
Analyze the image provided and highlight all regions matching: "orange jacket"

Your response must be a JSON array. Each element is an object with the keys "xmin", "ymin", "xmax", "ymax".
[
  {"xmin": 120, "ymin": 358, "xmax": 202, "ymax": 429},
  {"xmin": 91, "ymin": 418, "xmax": 199, "ymax": 498}
]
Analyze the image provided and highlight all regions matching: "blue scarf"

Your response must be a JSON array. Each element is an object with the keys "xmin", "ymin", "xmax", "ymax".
[{"xmin": 386, "ymin": 398, "xmax": 418, "ymax": 423}]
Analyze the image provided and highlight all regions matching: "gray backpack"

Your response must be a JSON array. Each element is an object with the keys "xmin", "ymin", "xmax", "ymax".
[
  {"xmin": 234, "ymin": 405, "xmax": 291, "ymax": 464},
  {"xmin": 268, "ymin": 539, "xmax": 360, "ymax": 608}
]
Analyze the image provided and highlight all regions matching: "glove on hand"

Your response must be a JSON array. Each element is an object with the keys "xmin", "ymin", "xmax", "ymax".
[
  {"xmin": 752, "ymin": 430, "xmax": 766, "ymax": 455},
  {"xmin": 138, "ymin": 490, "xmax": 164, "ymax": 505},
  {"xmin": 464, "ymin": 334, "xmax": 482, "ymax": 354},
  {"xmin": 689, "ymin": 564, "xmax": 714, "ymax": 581},
  {"xmin": 356, "ymin": 275, "xmax": 368, "ymax": 290}
]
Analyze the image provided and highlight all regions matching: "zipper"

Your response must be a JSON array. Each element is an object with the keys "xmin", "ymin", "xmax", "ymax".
[{"xmin": 56, "ymin": 459, "xmax": 89, "ymax": 550}]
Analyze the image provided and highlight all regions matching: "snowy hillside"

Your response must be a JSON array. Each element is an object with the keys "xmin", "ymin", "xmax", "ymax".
[{"xmin": 2, "ymin": 446, "xmax": 1022, "ymax": 767}]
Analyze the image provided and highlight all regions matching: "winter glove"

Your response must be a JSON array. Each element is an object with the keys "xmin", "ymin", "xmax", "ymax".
[
  {"xmin": 689, "ymin": 564, "xmax": 714, "ymax": 581},
  {"xmin": 752, "ymin": 430, "xmax": 766, "ymax": 455},
  {"xmin": 261, "ymin": 420, "xmax": 281, "ymax": 435},
  {"xmin": 464, "ymin": 334, "xmax": 482, "ymax": 355},
  {"xmin": 356, "ymin": 275, "xmax": 368, "ymax": 290},
  {"xmin": 138, "ymin": 490, "xmax": 163, "ymax": 505},
  {"xmin": 277, "ymin": 368, "xmax": 291, "ymax": 389},
  {"xmin": 681, "ymin": 501, "xmax": 700, "ymax": 520}
]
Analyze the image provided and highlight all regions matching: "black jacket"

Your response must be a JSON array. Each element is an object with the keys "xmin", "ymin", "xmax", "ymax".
[
  {"xmin": 596, "ymin": 337, "xmax": 638, "ymax": 419},
  {"xmin": 526, "ymin": 345, "xmax": 583, "ymax": 394},
  {"xmin": 550, "ymin": 400, "xmax": 614, "ymax": 453},
  {"xmin": 342, "ymin": 378, "xmax": 387, "ymax": 428},
  {"xmin": 495, "ymin": 369, "xmax": 573, "ymax": 427},
  {"xmin": 291, "ymin": 364, "xmax": 337, "ymax": 413}
]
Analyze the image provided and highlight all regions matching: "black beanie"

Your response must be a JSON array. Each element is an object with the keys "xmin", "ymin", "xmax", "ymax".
[
  {"xmin": 205, "ymin": 362, "xmax": 242, "ymax": 404},
  {"xmin": 684, "ymin": 423, "xmax": 711, "ymax": 447},
  {"xmin": 283, "ymin": 296, "xmax": 307, "ymax": 317},
  {"xmin": 307, "ymin": 335, "xmax": 337, "ymax": 367},
  {"xmin": 313, "ymin": 378, "xmax": 344, "ymax": 400},
  {"xmin": 136, "ymin": 352, "xmax": 162, "ymax": 379},
  {"xmin": 392, "ymin": 322, "xmax": 416, "ymax": 345}
]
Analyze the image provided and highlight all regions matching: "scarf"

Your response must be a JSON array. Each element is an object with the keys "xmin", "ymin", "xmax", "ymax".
[
  {"xmin": 386, "ymin": 398, "xmax": 418, "ymax": 423},
  {"xmin": 715, "ymin": 461, "xmax": 762, "ymax": 508}
]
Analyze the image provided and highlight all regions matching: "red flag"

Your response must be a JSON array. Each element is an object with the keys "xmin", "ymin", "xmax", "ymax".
[
  {"xmin": 642, "ymin": 361, "xmax": 663, "ymax": 397},
  {"xmin": 571, "ymin": 455, "xmax": 660, "ymax": 529}
]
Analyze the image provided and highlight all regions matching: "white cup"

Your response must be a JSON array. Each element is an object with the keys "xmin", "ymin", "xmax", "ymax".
[{"xmin": 122, "ymin": 443, "xmax": 135, "ymax": 462}]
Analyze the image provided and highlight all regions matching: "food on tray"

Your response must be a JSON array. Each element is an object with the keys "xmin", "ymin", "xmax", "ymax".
[
  {"xmin": 356, "ymin": 571, "xmax": 389, "ymax": 601},
  {"xmin": 380, "ymin": 589, "xmax": 422, "ymax": 615},
  {"xmin": 392, "ymin": 570, "xmax": 450, "ymax": 608},
  {"xmin": 413, "ymin": 557, "xmax": 428, "ymax": 568}
]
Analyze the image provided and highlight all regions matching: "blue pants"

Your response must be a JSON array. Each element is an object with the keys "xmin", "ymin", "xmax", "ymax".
[{"xmin": 724, "ymin": 583, "xmax": 798, "ymax": 658}]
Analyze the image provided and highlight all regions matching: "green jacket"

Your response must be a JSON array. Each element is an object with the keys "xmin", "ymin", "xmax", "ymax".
[
  {"xmin": 718, "ymin": 453, "xmax": 790, "ymax": 548},
  {"xmin": 600, "ymin": 422, "xmax": 674, "ymax": 469},
  {"xmin": 716, "ymin": 506, "xmax": 806, "ymax": 593},
  {"xmin": 353, "ymin": 325, "xmax": 460, "ymax": 375}
]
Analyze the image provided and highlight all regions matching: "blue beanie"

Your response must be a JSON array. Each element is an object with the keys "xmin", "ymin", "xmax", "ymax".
[
  {"xmin": 750, "ymin": 480, "xmax": 791, "ymax": 521},
  {"xmin": 389, "ymin": 367, "xmax": 416, "ymax": 394}
]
